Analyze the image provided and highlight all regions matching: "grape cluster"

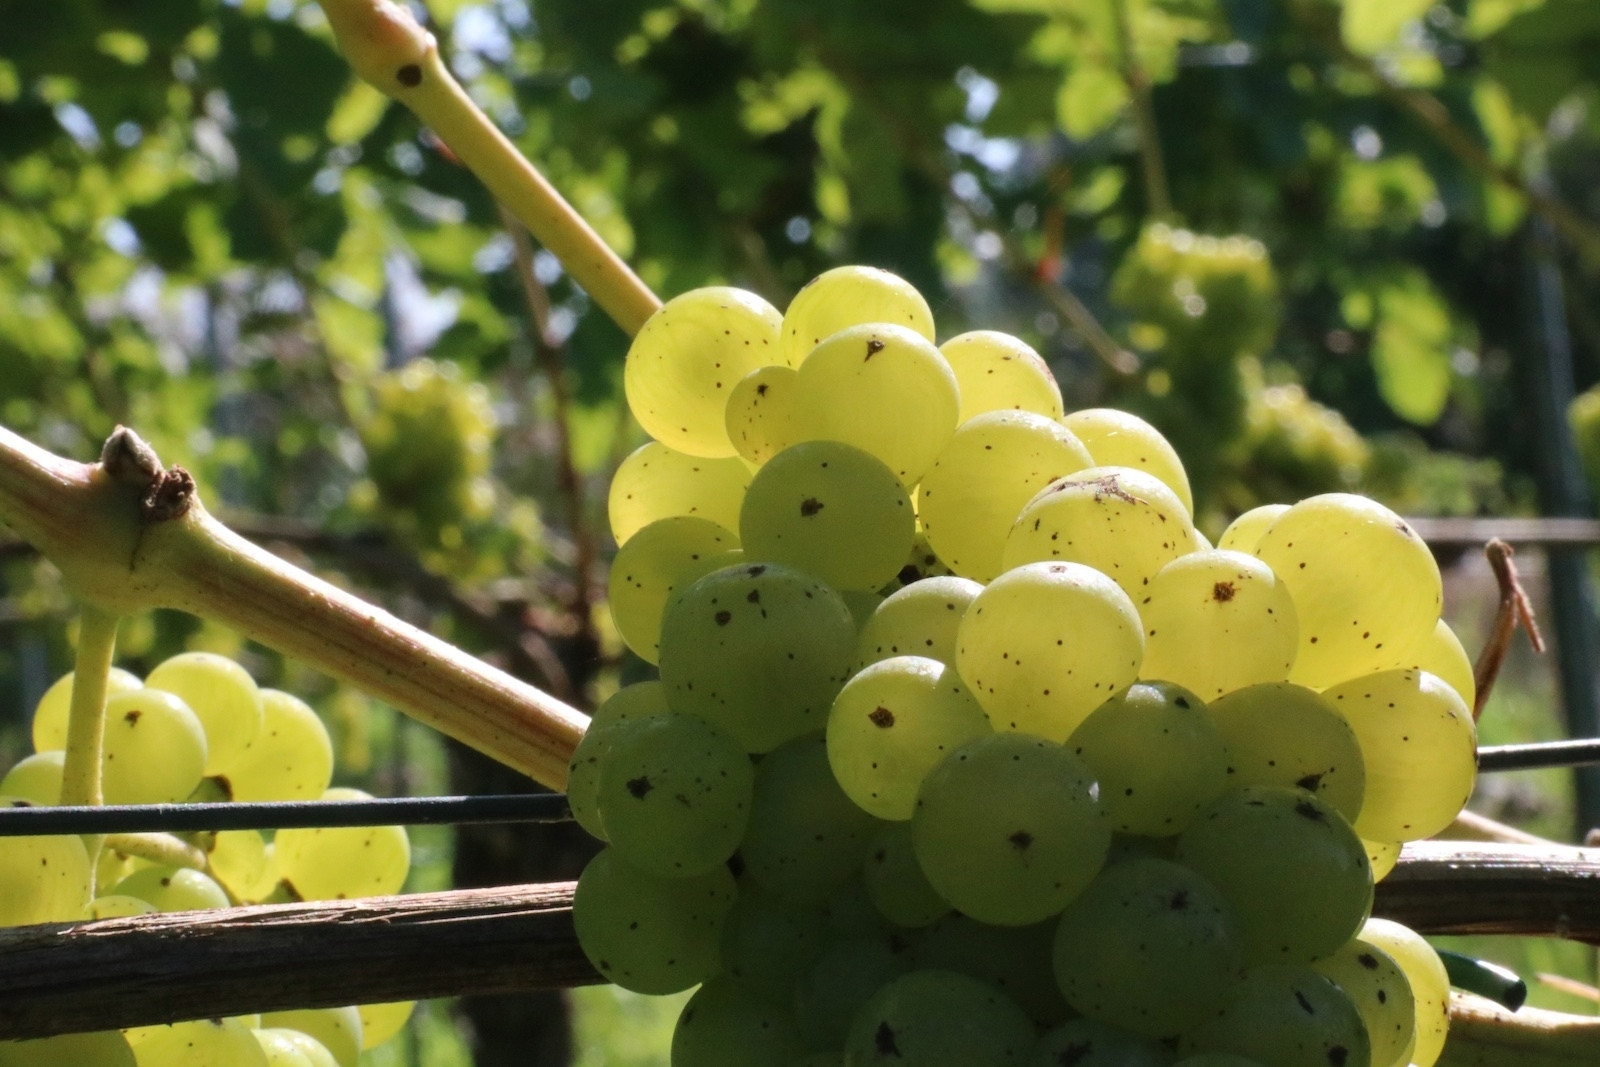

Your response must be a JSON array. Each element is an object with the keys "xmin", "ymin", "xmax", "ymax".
[
  {"xmin": 0, "ymin": 652, "xmax": 415, "ymax": 1066},
  {"xmin": 577, "ymin": 266, "xmax": 1474, "ymax": 1066}
]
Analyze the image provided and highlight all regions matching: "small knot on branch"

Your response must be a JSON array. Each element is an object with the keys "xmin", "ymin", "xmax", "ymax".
[{"xmin": 99, "ymin": 427, "xmax": 195, "ymax": 524}]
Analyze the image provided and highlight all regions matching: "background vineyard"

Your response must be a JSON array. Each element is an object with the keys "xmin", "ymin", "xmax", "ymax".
[{"xmin": 4, "ymin": 0, "xmax": 1600, "ymax": 1061}]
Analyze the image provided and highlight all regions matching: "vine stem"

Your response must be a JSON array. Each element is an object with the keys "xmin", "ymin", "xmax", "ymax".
[
  {"xmin": 314, "ymin": 0, "xmax": 661, "ymax": 337},
  {"xmin": 103, "ymin": 832, "xmax": 208, "ymax": 873},
  {"xmin": 1108, "ymin": 0, "xmax": 1172, "ymax": 220},
  {"xmin": 57, "ymin": 606, "xmax": 119, "ymax": 810}
]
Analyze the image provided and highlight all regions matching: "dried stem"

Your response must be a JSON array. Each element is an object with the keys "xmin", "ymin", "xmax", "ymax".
[
  {"xmin": 1474, "ymin": 538, "xmax": 1545, "ymax": 720},
  {"xmin": 1109, "ymin": 0, "xmax": 1172, "ymax": 219}
]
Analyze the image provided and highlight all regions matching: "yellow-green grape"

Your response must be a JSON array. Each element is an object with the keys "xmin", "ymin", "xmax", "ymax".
[
  {"xmin": 1175, "ymin": 787, "xmax": 1372, "ymax": 964},
  {"xmin": 223, "ymin": 689, "xmax": 334, "ymax": 803},
  {"xmin": 1138, "ymin": 550, "xmax": 1299, "ymax": 700},
  {"xmin": 1359, "ymin": 918, "xmax": 1450, "ymax": 1066},
  {"xmin": 624, "ymin": 286, "xmax": 782, "ymax": 457},
  {"xmin": 573, "ymin": 845, "xmax": 735, "ymax": 994},
  {"xmin": 790, "ymin": 323, "xmax": 960, "ymax": 486},
  {"xmin": 1061, "ymin": 408, "xmax": 1194, "ymax": 514},
  {"xmin": 1205, "ymin": 682, "xmax": 1366, "ymax": 823},
  {"xmin": 31, "ymin": 667, "xmax": 142, "ymax": 751},
  {"xmin": 206, "ymin": 830, "xmax": 267, "ymax": 900},
  {"xmin": 355, "ymin": 1002, "xmax": 414, "ymax": 1049},
  {"xmin": 238, "ymin": 842, "xmax": 284, "ymax": 903},
  {"xmin": 793, "ymin": 937, "xmax": 910, "ymax": 1048},
  {"xmin": 913, "ymin": 733, "xmax": 1110, "ymax": 925},
  {"xmin": 955, "ymin": 561, "xmax": 1143, "ymax": 742},
  {"xmin": 1003, "ymin": 466, "xmax": 1197, "ymax": 598},
  {"xmin": 607, "ymin": 441, "xmax": 750, "ymax": 545},
  {"xmin": 145, "ymin": 652, "xmax": 263, "ymax": 777},
  {"xmin": 608, "ymin": 516, "xmax": 740, "ymax": 663},
  {"xmin": 1033, "ymin": 1020, "xmax": 1174, "ymax": 1067},
  {"xmin": 842, "ymin": 589, "xmax": 884, "ymax": 629},
  {"xmin": 0, "ymin": 799, "xmax": 91, "ymax": 925},
  {"xmin": 113, "ymin": 865, "xmax": 231, "ymax": 912},
  {"xmin": 1322, "ymin": 669, "xmax": 1476, "ymax": 842},
  {"xmin": 1310, "ymin": 939, "xmax": 1416, "ymax": 1067},
  {"xmin": 856, "ymin": 576, "xmax": 983, "ymax": 670},
  {"xmin": 0, "ymin": 1031, "xmax": 135, "ymax": 1066},
  {"xmin": 1067, "ymin": 681, "xmax": 1229, "ymax": 837},
  {"xmin": 1181, "ymin": 964, "xmax": 1369, "ymax": 1067},
  {"xmin": 896, "ymin": 529, "xmax": 956, "ymax": 585},
  {"xmin": 739, "ymin": 441, "xmax": 915, "ymax": 592},
  {"xmin": 1252, "ymin": 494, "xmax": 1442, "ymax": 690},
  {"xmin": 126, "ymin": 1019, "xmax": 269, "ymax": 1067},
  {"xmin": 672, "ymin": 975, "xmax": 810, "ymax": 1065},
  {"xmin": 917, "ymin": 412, "xmax": 1094, "ymax": 582},
  {"xmin": 1365, "ymin": 839, "xmax": 1401, "ymax": 882},
  {"xmin": 1052, "ymin": 856, "xmax": 1246, "ymax": 1037},
  {"xmin": 719, "ymin": 885, "xmax": 831, "ymax": 1000},
  {"xmin": 863, "ymin": 822, "xmax": 949, "ymax": 928},
  {"xmin": 1399, "ymin": 618, "xmax": 1476, "ymax": 710},
  {"xmin": 88, "ymin": 895, "xmax": 157, "ymax": 919},
  {"xmin": 259, "ymin": 1008, "xmax": 361, "ymax": 1067},
  {"xmin": 724, "ymin": 365, "xmax": 800, "ymax": 469},
  {"xmin": 275, "ymin": 788, "xmax": 410, "ymax": 900},
  {"xmin": 1215, "ymin": 503, "xmax": 1289, "ymax": 553},
  {"xmin": 0, "ymin": 751, "xmax": 64, "ymax": 805},
  {"xmin": 908, "ymin": 914, "xmax": 1069, "ymax": 1027},
  {"xmin": 778, "ymin": 265, "xmax": 936, "ymax": 367},
  {"xmin": 658, "ymin": 563, "xmax": 858, "ymax": 753},
  {"xmin": 567, "ymin": 681, "xmax": 672, "ymax": 841},
  {"xmin": 938, "ymin": 330, "xmax": 1064, "ymax": 423},
  {"xmin": 96, "ymin": 849, "xmax": 134, "ymax": 894},
  {"xmin": 100, "ymin": 689, "xmax": 207, "ymax": 805},
  {"xmin": 842, "ymin": 969, "xmax": 1036, "ymax": 1066},
  {"xmin": 253, "ymin": 1029, "xmax": 334, "ymax": 1067},
  {"xmin": 827, "ymin": 656, "xmax": 992, "ymax": 820}
]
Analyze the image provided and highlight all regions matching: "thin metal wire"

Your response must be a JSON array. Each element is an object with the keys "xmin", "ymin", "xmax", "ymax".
[
  {"xmin": 1478, "ymin": 738, "xmax": 1600, "ymax": 773},
  {"xmin": 0, "ymin": 793, "xmax": 571, "ymax": 837}
]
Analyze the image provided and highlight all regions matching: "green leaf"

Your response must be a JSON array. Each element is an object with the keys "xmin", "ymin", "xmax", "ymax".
[
  {"xmin": 1056, "ymin": 63, "xmax": 1127, "ymax": 141},
  {"xmin": 1368, "ymin": 272, "xmax": 1454, "ymax": 426},
  {"xmin": 1340, "ymin": 0, "xmax": 1435, "ymax": 55}
]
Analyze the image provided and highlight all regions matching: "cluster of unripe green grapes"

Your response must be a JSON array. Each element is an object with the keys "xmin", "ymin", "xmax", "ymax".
[
  {"xmin": 0, "ymin": 651, "xmax": 415, "ymax": 1066},
  {"xmin": 572, "ymin": 266, "xmax": 1476, "ymax": 1066}
]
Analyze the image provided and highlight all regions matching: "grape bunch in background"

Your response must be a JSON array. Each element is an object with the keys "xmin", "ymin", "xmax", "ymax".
[
  {"xmin": 574, "ymin": 266, "xmax": 1479, "ymax": 1066},
  {"xmin": 0, "ymin": 652, "xmax": 415, "ymax": 1066}
]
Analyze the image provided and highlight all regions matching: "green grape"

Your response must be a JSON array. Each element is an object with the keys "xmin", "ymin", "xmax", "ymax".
[
  {"xmin": 624, "ymin": 286, "xmax": 783, "ymax": 457},
  {"xmin": 1395, "ymin": 618, "xmax": 1476, "ymax": 710},
  {"xmin": 608, "ymin": 516, "xmax": 741, "ymax": 663},
  {"xmin": 30, "ymin": 667, "xmax": 142, "ymax": 752},
  {"xmin": 1053, "ymin": 856, "xmax": 1245, "ymax": 1036},
  {"xmin": 778, "ymin": 265, "xmax": 936, "ymax": 367},
  {"xmin": 725, "ymin": 365, "xmax": 801, "ymax": 469},
  {"xmin": 95, "ymin": 850, "xmax": 133, "ymax": 895},
  {"xmin": 1215, "ymin": 504, "xmax": 1288, "ymax": 553},
  {"xmin": 794, "ymin": 937, "xmax": 912, "ymax": 1049},
  {"xmin": 258, "ymin": 1008, "xmax": 361, "ymax": 1067},
  {"xmin": 841, "ymin": 589, "xmax": 884, "ymax": 629},
  {"xmin": 1322, "ymin": 669, "xmax": 1476, "ymax": 842},
  {"xmin": 863, "ymin": 822, "xmax": 949, "ymax": 928},
  {"xmin": 740, "ymin": 441, "xmax": 915, "ymax": 592},
  {"xmin": 659, "ymin": 563, "xmax": 858, "ymax": 753},
  {"xmin": 1364, "ymin": 839, "xmax": 1401, "ymax": 882},
  {"xmin": 740, "ymin": 734, "xmax": 880, "ymax": 907},
  {"xmin": 827, "ymin": 656, "xmax": 991, "ymax": 820},
  {"xmin": 911, "ymin": 914, "xmax": 1069, "ymax": 1027},
  {"xmin": 1060, "ymin": 408, "xmax": 1194, "ymax": 514},
  {"xmin": 88, "ymin": 895, "xmax": 157, "ymax": 919},
  {"xmin": 1003, "ymin": 466, "xmax": 1197, "ymax": 597},
  {"xmin": 1311, "ymin": 939, "xmax": 1415, "ymax": 1067},
  {"xmin": 1138, "ymin": 550, "xmax": 1299, "ymax": 700},
  {"xmin": 1175, "ymin": 787, "xmax": 1372, "ymax": 964},
  {"xmin": 955, "ymin": 561, "xmax": 1143, "ymax": 741},
  {"xmin": 595, "ymin": 713, "xmax": 753, "ymax": 877},
  {"xmin": 918, "ymin": 412, "xmax": 1094, "ymax": 582},
  {"xmin": 821, "ymin": 875, "xmax": 888, "ymax": 939},
  {"xmin": 896, "ymin": 529, "xmax": 957, "ymax": 585},
  {"xmin": 671, "ymin": 975, "xmax": 809, "ymax": 1065},
  {"xmin": 938, "ymin": 330, "xmax": 1065, "ymax": 423},
  {"xmin": 253, "ymin": 1029, "xmax": 331, "ymax": 1067},
  {"xmin": 572, "ymin": 846, "xmax": 734, "ymax": 994},
  {"xmin": 1205, "ymin": 682, "xmax": 1366, "ymax": 823},
  {"xmin": 567, "ymin": 681, "xmax": 672, "ymax": 840},
  {"xmin": 0, "ymin": 1031, "xmax": 135, "ymax": 1067},
  {"xmin": 145, "ymin": 652, "xmax": 264, "ymax": 777},
  {"xmin": 1181, "ymin": 964, "xmax": 1370, "ymax": 1067},
  {"xmin": 237, "ymin": 842, "xmax": 284, "ymax": 903},
  {"xmin": 913, "ymin": 733, "xmax": 1109, "ymax": 925},
  {"xmin": 857, "ymin": 576, "xmax": 983, "ymax": 670},
  {"xmin": 1032, "ymin": 1019, "xmax": 1177, "ymax": 1066},
  {"xmin": 100, "ymin": 688, "xmax": 208, "ymax": 805},
  {"xmin": 223, "ymin": 689, "xmax": 334, "ymax": 803},
  {"xmin": 608, "ymin": 441, "xmax": 750, "ymax": 545},
  {"xmin": 113, "ymin": 865, "xmax": 231, "ymax": 912},
  {"xmin": 1358, "ymin": 918, "xmax": 1449, "ymax": 1067},
  {"xmin": 1251, "ymin": 494, "xmax": 1441, "ymax": 690},
  {"xmin": 355, "ymin": 1002, "xmax": 414, "ymax": 1050},
  {"xmin": 0, "ymin": 751, "xmax": 63, "ymax": 805},
  {"xmin": 275, "ymin": 788, "xmax": 410, "ymax": 900},
  {"xmin": 790, "ymin": 323, "xmax": 960, "ymax": 486},
  {"xmin": 1067, "ymin": 681, "xmax": 1229, "ymax": 836},
  {"xmin": 0, "ymin": 801, "xmax": 90, "ymax": 925},
  {"xmin": 719, "ymin": 885, "xmax": 830, "ymax": 1000},
  {"xmin": 842, "ymin": 969, "xmax": 1036, "ymax": 1066},
  {"xmin": 126, "ymin": 1019, "xmax": 270, "ymax": 1067},
  {"xmin": 1171, "ymin": 1058, "xmax": 1267, "ymax": 1067}
]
